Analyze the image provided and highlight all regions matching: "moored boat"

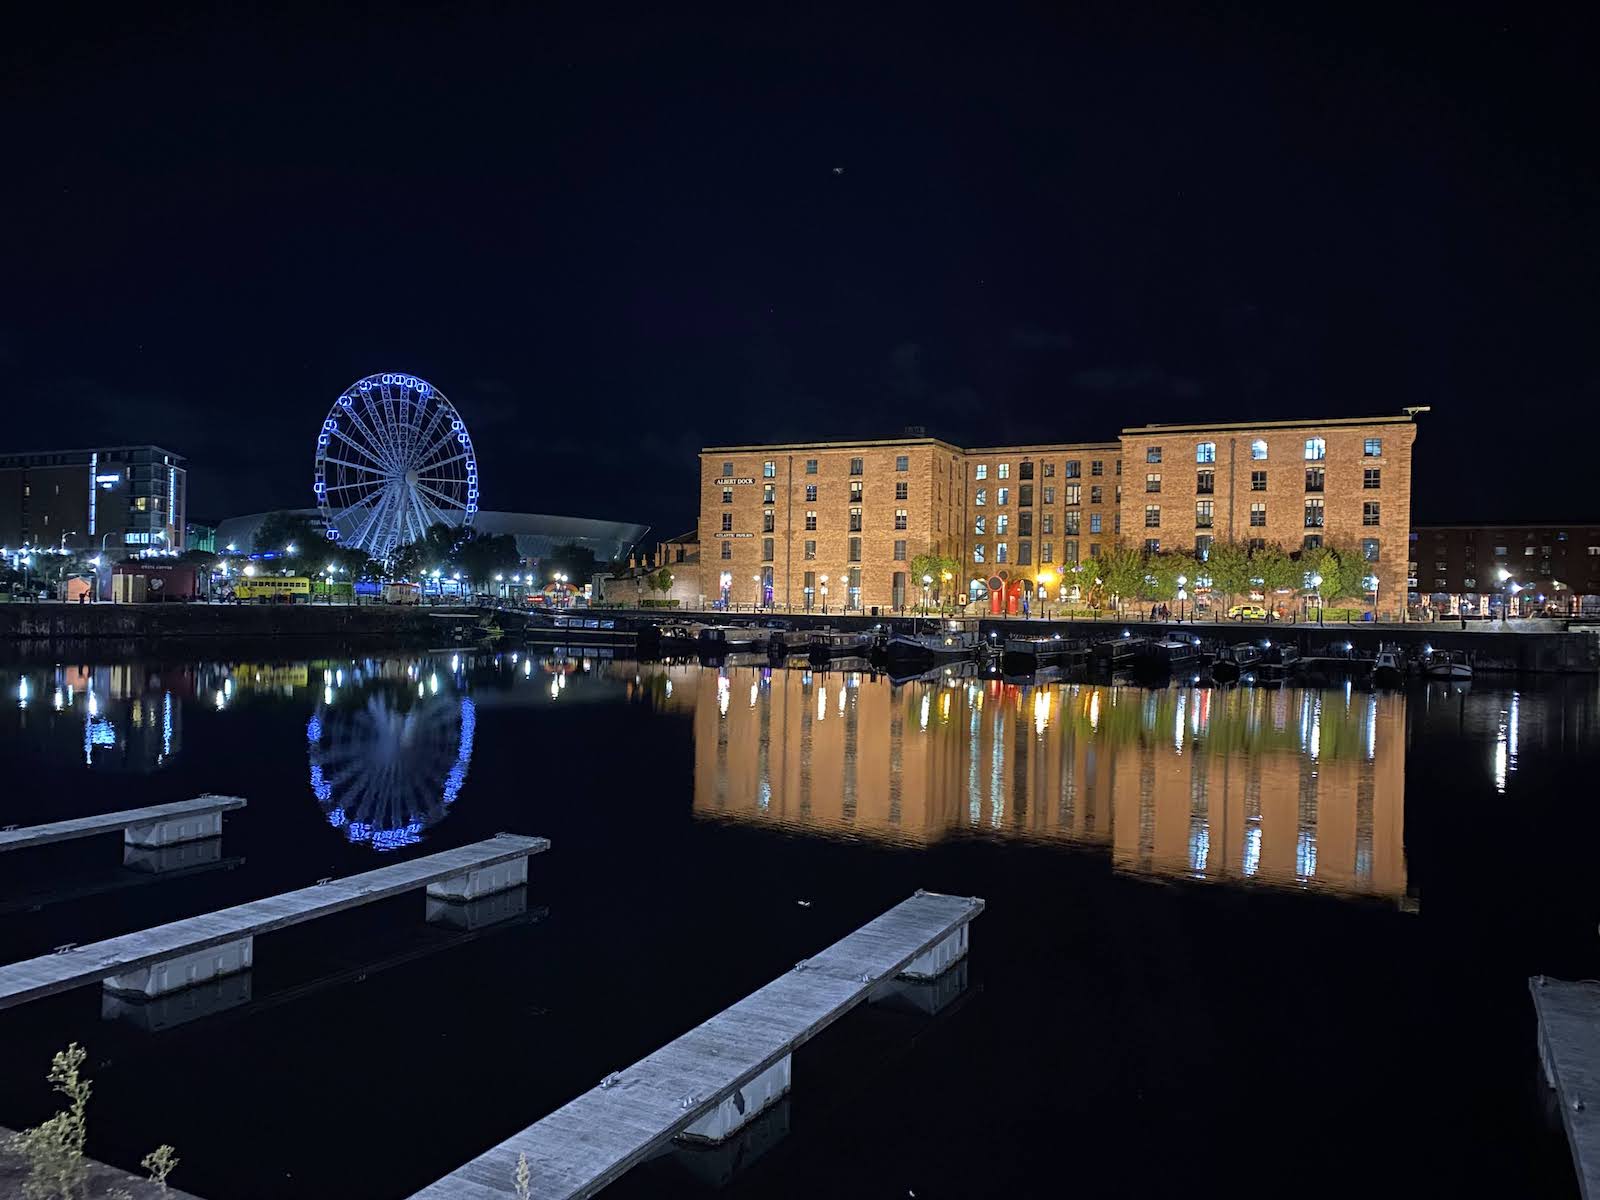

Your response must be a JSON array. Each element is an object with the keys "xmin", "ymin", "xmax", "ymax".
[
  {"xmin": 883, "ymin": 616, "xmax": 985, "ymax": 664},
  {"xmin": 1371, "ymin": 647, "xmax": 1406, "ymax": 687},
  {"xmin": 1422, "ymin": 648, "xmax": 1473, "ymax": 680}
]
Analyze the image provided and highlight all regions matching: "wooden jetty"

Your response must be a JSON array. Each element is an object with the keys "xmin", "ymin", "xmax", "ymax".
[
  {"xmin": 0, "ymin": 834, "xmax": 548, "ymax": 1011},
  {"xmin": 0, "ymin": 795, "xmax": 247, "ymax": 854},
  {"xmin": 1531, "ymin": 976, "xmax": 1600, "ymax": 1198},
  {"xmin": 409, "ymin": 889, "xmax": 984, "ymax": 1199}
]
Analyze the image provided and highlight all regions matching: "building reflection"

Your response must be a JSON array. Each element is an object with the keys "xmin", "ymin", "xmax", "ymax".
[{"xmin": 688, "ymin": 668, "xmax": 1409, "ymax": 901}]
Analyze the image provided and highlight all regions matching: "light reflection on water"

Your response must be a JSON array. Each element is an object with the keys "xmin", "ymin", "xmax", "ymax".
[
  {"xmin": 0, "ymin": 654, "xmax": 1581, "ymax": 902},
  {"xmin": 686, "ymin": 666, "xmax": 1410, "ymax": 901}
]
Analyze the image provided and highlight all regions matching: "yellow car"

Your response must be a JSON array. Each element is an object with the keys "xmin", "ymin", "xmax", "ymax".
[{"xmin": 1227, "ymin": 604, "xmax": 1268, "ymax": 620}]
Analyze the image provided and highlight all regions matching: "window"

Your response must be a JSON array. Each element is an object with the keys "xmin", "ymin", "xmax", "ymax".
[
  {"xmin": 973, "ymin": 544, "xmax": 986, "ymax": 563},
  {"xmin": 996, "ymin": 542, "xmax": 1009, "ymax": 563},
  {"xmin": 1064, "ymin": 460, "xmax": 1081, "ymax": 479},
  {"xmin": 1251, "ymin": 470, "xmax": 1266, "ymax": 492},
  {"xmin": 1043, "ymin": 462, "xmax": 1056, "ymax": 478},
  {"xmin": 974, "ymin": 516, "xmax": 987, "ymax": 535},
  {"xmin": 1146, "ymin": 473, "xmax": 1162, "ymax": 493},
  {"xmin": 1590, "ymin": 546, "xmax": 1600, "ymax": 556},
  {"xmin": 1146, "ymin": 447, "xmax": 1162, "ymax": 463},
  {"xmin": 762, "ymin": 511, "xmax": 775, "ymax": 533},
  {"xmin": 1065, "ymin": 539, "xmax": 1081, "ymax": 564},
  {"xmin": 848, "ymin": 537, "xmax": 862, "ymax": 562},
  {"xmin": 974, "ymin": 488, "xmax": 986, "ymax": 506},
  {"xmin": 1114, "ymin": 514, "xmax": 1121, "ymax": 534},
  {"xmin": 1364, "ymin": 468, "xmax": 1381, "ymax": 489},
  {"xmin": 1145, "ymin": 539, "xmax": 1161, "ymax": 553},
  {"xmin": 1362, "ymin": 538, "xmax": 1380, "ymax": 561},
  {"xmin": 849, "ymin": 481, "xmax": 863, "ymax": 502},
  {"xmin": 974, "ymin": 464, "xmax": 988, "ymax": 480},
  {"xmin": 1494, "ymin": 545, "xmax": 1508, "ymax": 556},
  {"xmin": 721, "ymin": 542, "xmax": 732, "ymax": 560},
  {"xmin": 1464, "ymin": 577, "xmax": 1477, "ymax": 590},
  {"xmin": 895, "ymin": 481, "xmax": 908, "ymax": 500},
  {"xmin": 721, "ymin": 460, "xmax": 734, "ymax": 476},
  {"xmin": 1248, "ymin": 537, "xmax": 1266, "ymax": 552},
  {"xmin": 997, "ymin": 514, "xmax": 1010, "ymax": 535},
  {"xmin": 805, "ymin": 484, "xmax": 818, "ymax": 502},
  {"xmin": 805, "ymin": 510, "xmax": 817, "ymax": 530},
  {"xmin": 805, "ymin": 459, "xmax": 818, "ymax": 474},
  {"xmin": 1196, "ymin": 441, "xmax": 1216, "ymax": 464},
  {"xmin": 1196, "ymin": 501, "xmax": 1214, "ymax": 528},
  {"xmin": 1090, "ymin": 460, "xmax": 1103, "ymax": 476},
  {"xmin": 805, "ymin": 540, "xmax": 817, "ymax": 559},
  {"xmin": 1019, "ymin": 513, "xmax": 1033, "ymax": 536},
  {"xmin": 1250, "ymin": 502, "xmax": 1267, "ymax": 527},
  {"xmin": 763, "ymin": 484, "xmax": 775, "ymax": 504},
  {"xmin": 1145, "ymin": 505, "xmax": 1161, "ymax": 528},
  {"xmin": 1304, "ymin": 437, "xmax": 1325, "ymax": 461},
  {"xmin": 1196, "ymin": 470, "xmax": 1214, "ymax": 495},
  {"xmin": 1363, "ymin": 501, "xmax": 1381, "ymax": 526},
  {"xmin": 1019, "ymin": 484, "xmax": 1034, "ymax": 506},
  {"xmin": 997, "ymin": 487, "xmax": 1009, "ymax": 506},
  {"xmin": 1064, "ymin": 483, "xmax": 1081, "ymax": 505},
  {"xmin": 762, "ymin": 538, "xmax": 774, "ymax": 561},
  {"xmin": 1305, "ymin": 467, "xmax": 1325, "ymax": 492},
  {"xmin": 896, "ymin": 455, "xmax": 909, "ymax": 472},
  {"xmin": 722, "ymin": 487, "xmax": 733, "ymax": 505},
  {"xmin": 1043, "ymin": 485, "xmax": 1056, "ymax": 505},
  {"xmin": 1304, "ymin": 535, "xmax": 1324, "ymax": 551},
  {"xmin": 1195, "ymin": 535, "xmax": 1213, "ymax": 559},
  {"xmin": 894, "ymin": 539, "xmax": 907, "ymax": 560},
  {"xmin": 849, "ymin": 507, "xmax": 863, "ymax": 532},
  {"xmin": 1089, "ymin": 514, "xmax": 1102, "ymax": 534},
  {"xmin": 849, "ymin": 457, "xmax": 864, "ymax": 476},
  {"xmin": 1364, "ymin": 438, "xmax": 1382, "ymax": 457},
  {"xmin": 1041, "ymin": 541, "xmax": 1054, "ymax": 563},
  {"xmin": 1017, "ymin": 542, "xmax": 1032, "ymax": 565},
  {"xmin": 998, "ymin": 463, "xmax": 1011, "ymax": 479},
  {"xmin": 763, "ymin": 460, "xmax": 776, "ymax": 478},
  {"xmin": 1019, "ymin": 461, "xmax": 1034, "ymax": 480},
  {"xmin": 721, "ymin": 513, "xmax": 733, "ymax": 531},
  {"xmin": 1090, "ymin": 485, "xmax": 1102, "ymax": 505},
  {"xmin": 1064, "ymin": 512, "xmax": 1081, "ymax": 535},
  {"xmin": 1305, "ymin": 497, "xmax": 1325, "ymax": 528},
  {"xmin": 1042, "ymin": 514, "xmax": 1054, "ymax": 535},
  {"xmin": 894, "ymin": 508, "xmax": 908, "ymax": 530}
]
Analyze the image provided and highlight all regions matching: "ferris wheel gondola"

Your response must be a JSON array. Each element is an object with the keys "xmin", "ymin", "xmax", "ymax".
[{"xmin": 314, "ymin": 372, "xmax": 478, "ymax": 558}]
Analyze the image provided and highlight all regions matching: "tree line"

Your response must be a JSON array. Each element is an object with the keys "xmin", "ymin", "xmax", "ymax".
[{"xmin": 1076, "ymin": 538, "xmax": 1374, "ymax": 613}]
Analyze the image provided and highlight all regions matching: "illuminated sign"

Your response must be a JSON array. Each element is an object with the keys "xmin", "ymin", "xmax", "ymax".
[
  {"xmin": 713, "ymin": 476, "xmax": 755, "ymax": 486},
  {"xmin": 713, "ymin": 532, "xmax": 754, "ymax": 539},
  {"xmin": 96, "ymin": 474, "xmax": 121, "ymax": 485}
]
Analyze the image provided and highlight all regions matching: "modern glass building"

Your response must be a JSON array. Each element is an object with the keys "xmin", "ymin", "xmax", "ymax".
[{"xmin": 0, "ymin": 445, "xmax": 187, "ymax": 554}]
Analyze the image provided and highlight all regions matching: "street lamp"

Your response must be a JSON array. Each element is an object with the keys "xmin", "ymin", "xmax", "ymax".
[
  {"xmin": 1365, "ymin": 573, "xmax": 1380, "ymax": 622},
  {"xmin": 1309, "ymin": 573, "xmax": 1323, "ymax": 625},
  {"xmin": 752, "ymin": 573, "xmax": 762, "ymax": 610},
  {"xmin": 286, "ymin": 542, "xmax": 297, "ymax": 555},
  {"xmin": 922, "ymin": 573, "xmax": 933, "ymax": 612},
  {"xmin": 1175, "ymin": 573, "xmax": 1187, "ymax": 622},
  {"xmin": 1038, "ymin": 569, "xmax": 1057, "ymax": 620},
  {"xmin": 1497, "ymin": 567, "xmax": 1516, "ymax": 619},
  {"xmin": 941, "ymin": 570, "xmax": 953, "ymax": 611},
  {"xmin": 819, "ymin": 574, "xmax": 829, "ymax": 614}
]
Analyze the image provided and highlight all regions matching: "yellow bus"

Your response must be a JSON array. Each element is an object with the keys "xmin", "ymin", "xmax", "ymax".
[{"xmin": 233, "ymin": 576, "xmax": 311, "ymax": 601}]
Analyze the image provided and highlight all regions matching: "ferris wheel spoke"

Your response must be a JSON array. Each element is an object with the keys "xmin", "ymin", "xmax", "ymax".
[
  {"xmin": 329, "ymin": 489, "xmax": 385, "ymax": 527},
  {"xmin": 352, "ymin": 488, "xmax": 395, "ymax": 552},
  {"xmin": 418, "ymin": 450, "xmax": 470, "ymax": 475},
  {"xmin": 407, "ymin": 490, "xmax": 438, "ymax": 538},
  {"xmin": 416, "ymin": 491, "xmax": 456, "ymax": 529},
  {"xmin": 410, "ymin": 402, "xmax": 452, "ymax": 465},
  {"xmin": 330, "ymin": 426, "xmax": 393, "ymax": 473},
  {"xmin": 321, "ymin": 456, "xmax": 387, "ymax": 476},
  {"xmin": 344, "ymin": 406, "xmax": 400, "ymax": 474},
  {"xmin": 417, "ymin": 423, "xmax": 470, "ymax": 466},
  {"xmin": 415, "ymin": 481, "xmax": 466, "ymax": 512}
]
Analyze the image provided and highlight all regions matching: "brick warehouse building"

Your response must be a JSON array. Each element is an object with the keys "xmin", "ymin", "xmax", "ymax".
[
  {"xmin": 698, "ymin": 411, "xmax": 1419, "ymax": 616},
  {"xmin": 1409, "ymin": 522, "xmax": 1600, "ymax": 616}
]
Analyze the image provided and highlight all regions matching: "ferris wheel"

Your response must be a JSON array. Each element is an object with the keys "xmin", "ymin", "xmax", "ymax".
[{"xmin": 314, "ymin": 372, "xmax": 479, "ymax": 558}]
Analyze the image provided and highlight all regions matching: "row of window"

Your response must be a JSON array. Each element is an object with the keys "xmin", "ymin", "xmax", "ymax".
[
  {"xmin": 735, "ymin": 456, "xmax": 917, "ymax": 479},
  {"xmin": 972, "ymin": 459, "xmax": 1114, "ymax": 481},
  {"xmin": 1144, "ymin": 467, "xmax": 1382, "ymax": 493},
  {"xmin": 973, "ymin": 512, "xmax": 1107, "ymax": 536},
  {"xmin": 1141, "ymin": 500, "xmax": 1384, "ymax": 529},
  {"xmin": 1145, "ymin": 437, "xmax": 1383, "ymax": 465}
]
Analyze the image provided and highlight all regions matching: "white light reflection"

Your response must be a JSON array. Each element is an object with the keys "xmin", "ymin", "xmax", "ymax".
[
  {"xmin": 719, "ymin": 675, "xmax": 731, "ymax": 717},
  {"xmin": 1034, "ymin": 689, "xmax": 1051, "ymax": 735},
  {"xmin": 920, "ymin": 693, "xmax": 931, "ymax": 730},
  {"xmin": 1173, "ymin": 691, "xmax": 1187, "ymax": 754}
]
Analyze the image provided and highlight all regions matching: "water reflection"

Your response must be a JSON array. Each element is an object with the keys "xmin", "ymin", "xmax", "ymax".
[{"xmin": 687, "ymin": 668, "xmax": 1409, "ymax": 901}]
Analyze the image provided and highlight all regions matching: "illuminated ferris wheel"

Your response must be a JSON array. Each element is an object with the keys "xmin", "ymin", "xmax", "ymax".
[{"xmin": 314, "ymin": 372, "xmax": 479, "ymax": 557}]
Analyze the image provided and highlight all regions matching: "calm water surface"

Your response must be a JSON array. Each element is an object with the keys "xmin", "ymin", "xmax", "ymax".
[{"xmin": 0, "ymin": 650, "xmax": 1596, "ymax": 1198}]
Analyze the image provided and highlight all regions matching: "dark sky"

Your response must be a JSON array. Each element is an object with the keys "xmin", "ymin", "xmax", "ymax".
[{"xmin": 4, "ymin": 2, "xmax": 1596, "ymax": 536}]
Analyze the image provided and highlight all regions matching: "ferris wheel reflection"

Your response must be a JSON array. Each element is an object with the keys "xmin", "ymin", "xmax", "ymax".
[{"xmin": 306, "ymin": 687, "xmax": 476, "ymax": 851}]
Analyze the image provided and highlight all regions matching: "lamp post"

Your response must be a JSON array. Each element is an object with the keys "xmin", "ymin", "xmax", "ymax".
[
  {"xmin": 819, "ymin": 574, "xmax": 829, "ymax": 614},
  {"xmin": 1365, "ymin": 573, "xmax": 1380, "ymax": 623},
  {"xmin": 1176, "ymin": 573, "xmax": 1187, "ymax": 623},
  {"xmin": 940, "ymin": 570, "xmax": 953, "ymax": 612},
  {"xmin": 1038, "ymin": 569, "xmax": 1057, "ymax": 621},
  {"xmin": 1309, "ymin": 573, "xmax": 1323, "ymax": 626},
  {"xmin": 922, "ymin": 573, "xmax": 933, "ymax": 612},
  {"xmin": 1497, "ymin": 567, "xmax": 1513, "ymax": 620},
  {"xmin": 751, "ymin": 573, "xmax": 762, "ymax": 611}
]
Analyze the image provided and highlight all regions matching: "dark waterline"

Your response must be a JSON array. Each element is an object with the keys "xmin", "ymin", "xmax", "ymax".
[{"xmin": 0, "ymin": 650, "xmax": 1595, "ymax": 1198}]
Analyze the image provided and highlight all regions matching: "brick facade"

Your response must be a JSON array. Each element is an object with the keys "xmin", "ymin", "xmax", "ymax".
[{"xmin": 698, "ymin": 413, "xmax": 1419, "ymax": 616}]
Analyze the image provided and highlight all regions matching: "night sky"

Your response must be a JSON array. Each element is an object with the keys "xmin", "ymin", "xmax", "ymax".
[{"xmin": 5, "ymin": 3, "xmax": 1596, "ymax": 537}]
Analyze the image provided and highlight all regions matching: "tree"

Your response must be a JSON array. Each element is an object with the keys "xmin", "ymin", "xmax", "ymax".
[
  {"xmin": 453, "ymin": 531, "xmax": 521, "ymax": 587},
  {"xmin": 649, "ymin": 568, "xmax": 674, "ymax": 595},
  {"xmin": 908, "ymin": 551, "xmax": 959, "ymax": 605},
  {"xmin": 541, "ymin": 541, "xmax": 599, "ymax": 586},
  {"xmin": 1252, "ymin": 544, "xmax": 1302, "ymax": 614},
  {"xmin": 1206, "ymin": 541, "xmax": 1253, "ymax": 611},
  {"xmin": 1149, "ymin": 551, "xmax": 1197, "ymax": 603},
  {"xmin": 1099, "ymin": 544, "xmax": 1148, "ymax": 612},
  {"xmin": 1327, "ymin": 542, "xmax": 1374, "ymax": 606},
  {"xmin": 252, "ymin": 511, "xmax": 325, "ymax": 557}
]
